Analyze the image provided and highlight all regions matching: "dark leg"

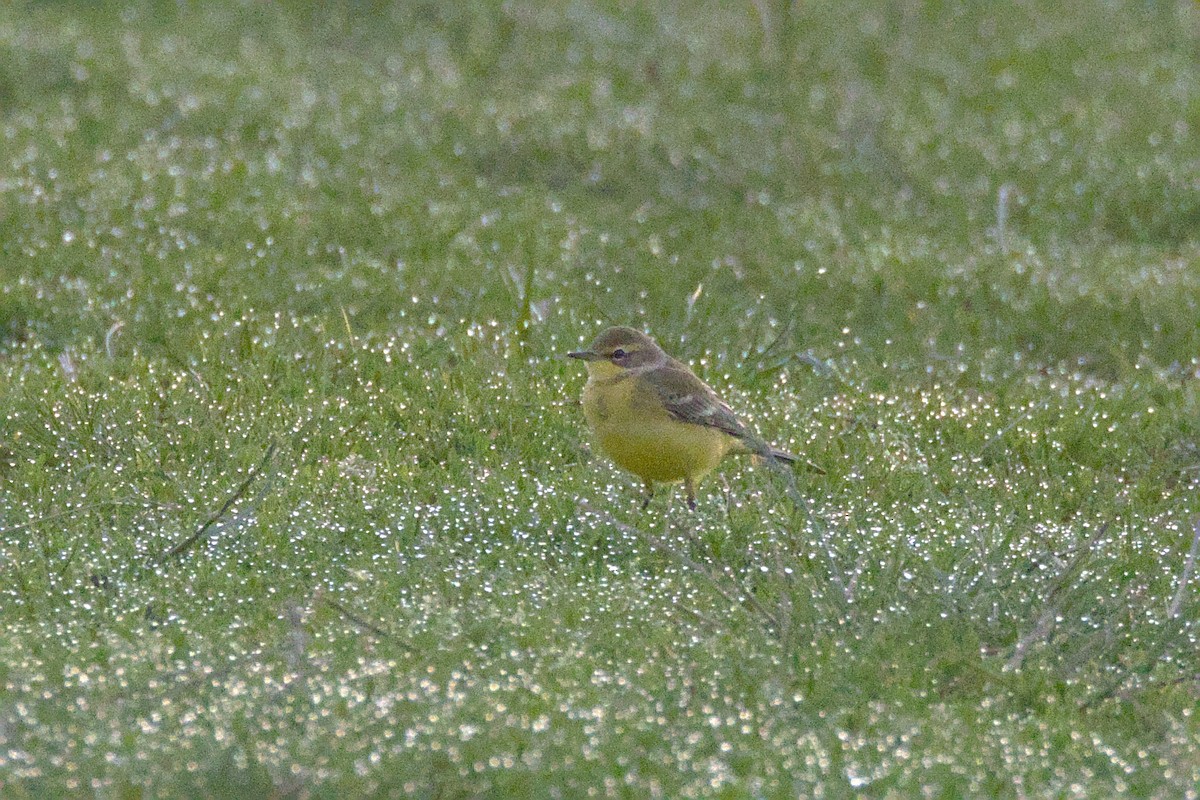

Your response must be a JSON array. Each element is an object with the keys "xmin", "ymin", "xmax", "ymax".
[
  {"xmin": 640, "ymin": 479, "xmax": 654, "ymax": 510},
  {"xmin": 685, "ymin": 478, "xmax": 697, "ymax": 511}
]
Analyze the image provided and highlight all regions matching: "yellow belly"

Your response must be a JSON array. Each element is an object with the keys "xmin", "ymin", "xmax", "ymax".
[{"xmin": 582, "ymin": 376, "xmax": 731, "ymax": 484}]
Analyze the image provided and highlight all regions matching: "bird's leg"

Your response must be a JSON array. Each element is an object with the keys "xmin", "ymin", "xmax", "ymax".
[
  {"xmin": 684, "ymin": 478, "xmax": 697, "ymax": 511},
  {"xmin": 640, "ymin": 479, "xmax": 655, "ymax": 510}
]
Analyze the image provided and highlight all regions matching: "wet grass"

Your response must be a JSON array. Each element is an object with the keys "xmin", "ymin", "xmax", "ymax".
[{"xmin": 2, "ymin": 1, "xmax": 1200, "ymax": 796}]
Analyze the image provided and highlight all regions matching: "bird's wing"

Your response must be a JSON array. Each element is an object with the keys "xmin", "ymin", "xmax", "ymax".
[{"xmin": 643, "ymin": 365, "xmax": 748, "ymax": 440}]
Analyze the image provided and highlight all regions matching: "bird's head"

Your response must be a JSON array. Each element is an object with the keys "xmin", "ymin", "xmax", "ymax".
[{"xmin": 568, "ymin": 326, "xmax": 666, "ymax": 378}]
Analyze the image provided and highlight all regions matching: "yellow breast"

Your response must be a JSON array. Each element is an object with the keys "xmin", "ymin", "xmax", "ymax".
[{"xmin": 581, "ymin": 374, "xmax": 731, "ymax": 484}]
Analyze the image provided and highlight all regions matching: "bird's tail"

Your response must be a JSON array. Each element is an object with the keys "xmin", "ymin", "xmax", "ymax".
[
  {"xmin": 767, "ymin": 447, "xmax": 825, "ymax": 474},
  {"xmin": 741, "ymin": 439, "xmax": 825, "ymax": 475},
  {"xmin": 767, "ymin": 447, "xmax": 797, "ymax": 464}
]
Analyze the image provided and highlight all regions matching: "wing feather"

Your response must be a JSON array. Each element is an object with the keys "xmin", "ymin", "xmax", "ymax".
[{"xmin": 643, "ymin": 366, "xmax": 748, "ymax": 440}]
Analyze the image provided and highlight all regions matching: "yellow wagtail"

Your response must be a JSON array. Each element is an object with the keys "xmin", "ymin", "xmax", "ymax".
[{"xmin": 568, "ymin": 326, "xmax": 801, "ymax": 510}]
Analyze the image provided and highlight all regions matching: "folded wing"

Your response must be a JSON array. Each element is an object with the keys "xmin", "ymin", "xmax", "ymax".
[{"xmin": 646, "ymin": 365, "xmax": 749, "ymax": 441}]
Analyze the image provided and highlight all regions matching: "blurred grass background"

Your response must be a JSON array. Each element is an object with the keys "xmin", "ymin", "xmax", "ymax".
[
  {"xmin": 3, "ymin": 0, "xmax": 1199, "ymax": 371},
  {"xmin": 2, "ymin": 1, "xmax": 1199, "ymax": 796}
]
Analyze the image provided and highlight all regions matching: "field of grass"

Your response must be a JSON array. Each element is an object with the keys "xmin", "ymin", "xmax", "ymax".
[{"xmin": 2, "ymin": 0, "xmax": 1200, "ymax": 796}]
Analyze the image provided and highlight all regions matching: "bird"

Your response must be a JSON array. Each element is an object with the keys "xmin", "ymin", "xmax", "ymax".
[{"xmin": 568, "ymin": 326, "xmax": 803, "ymax": 510}]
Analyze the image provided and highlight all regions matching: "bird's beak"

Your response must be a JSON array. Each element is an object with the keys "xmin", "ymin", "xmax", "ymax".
[{"xmin": 567, "ymin": 349, "xmax": 600, "ymax": 361}]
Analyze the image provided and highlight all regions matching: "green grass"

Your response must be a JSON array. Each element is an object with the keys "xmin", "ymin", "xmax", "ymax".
[{"xmin": 2, "ymin": 0, "xmax": 1200, "ymax": 796}]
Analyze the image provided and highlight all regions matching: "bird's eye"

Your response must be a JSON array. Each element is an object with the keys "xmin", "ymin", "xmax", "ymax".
[{"xmin": 611, "ymin": 348, "xmax": 626, "ymax": 359}]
